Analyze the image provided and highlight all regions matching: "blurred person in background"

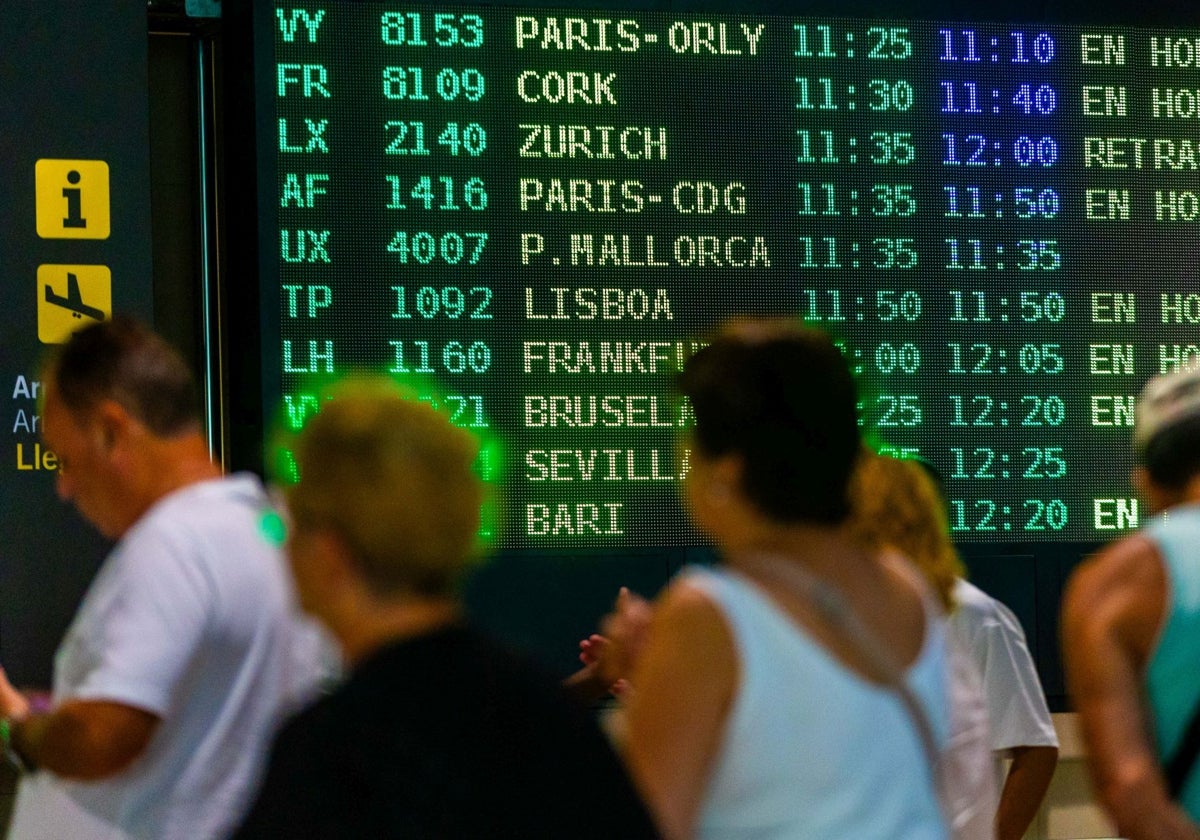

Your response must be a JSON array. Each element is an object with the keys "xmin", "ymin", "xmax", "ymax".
[
  {"xmin": 1063, "ymin": 367, "xmax": 1200, "ymax": 840},
  {"xmin": 850, "ymin": 452, "xmax": 1058, "ymax": 840},
  {"xmin": 232, "ymin": 377, "xmax": 659, "ymax": 839},
  {"xmin": 615, "ymin": 319, "xmax": 951, "ymax": 840},
  {"xmin": 0, "ymin": 316, "xmax": 327, "ymax": 840}
]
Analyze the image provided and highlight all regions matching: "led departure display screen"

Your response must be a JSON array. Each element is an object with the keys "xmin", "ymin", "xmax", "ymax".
[{"xmin": 256, "ymin": 1, "xmax": 1200, "ymax": 546}]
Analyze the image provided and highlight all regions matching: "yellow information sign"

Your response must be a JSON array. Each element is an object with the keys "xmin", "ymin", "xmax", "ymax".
[
  {"xmin": 37, "ymin": 264, "xmax": 111, "ymax": 344},
  {"xmin": 35, "ymin": 159, "xmax": 110, "ymax": 239}
]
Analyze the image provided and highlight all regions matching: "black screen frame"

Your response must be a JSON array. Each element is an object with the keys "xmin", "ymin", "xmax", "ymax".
[{"xmin": 218, "ymin": 0, "xmax": 1200, "ymax": 703}]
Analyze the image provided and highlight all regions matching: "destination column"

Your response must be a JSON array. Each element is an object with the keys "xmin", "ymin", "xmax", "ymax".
[{"xmin": 512, "ymin": 13, "xmax": 773, "ymax": 545}]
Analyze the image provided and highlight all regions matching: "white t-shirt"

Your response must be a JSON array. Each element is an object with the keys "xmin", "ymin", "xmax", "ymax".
[
  {"xmin": 942, "ymin": 629, "xmax": 1000, "ymax": 840},
  {"xmin": 947, "ymin": 579, "xmax": 1058, "ymax": 756},
  {"xmin": 8, "ymin": 474, "xmax": 330, "ymax": 840}
]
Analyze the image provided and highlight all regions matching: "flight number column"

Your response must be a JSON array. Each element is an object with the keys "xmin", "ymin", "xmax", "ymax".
[{"xmin": 377, "ymin": 11, "xmax": 497, "ymax": 448}]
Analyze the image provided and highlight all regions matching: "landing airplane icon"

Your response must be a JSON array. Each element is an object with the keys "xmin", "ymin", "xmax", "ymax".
[{"xmin": 45, "ymin": 272, "xmax": 105, "ymax": 321}]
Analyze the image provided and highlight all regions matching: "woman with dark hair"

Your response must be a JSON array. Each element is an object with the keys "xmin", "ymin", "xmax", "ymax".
[{"xmin": 618, "ymin": 319, "xmax": 951, "ymax": 840}]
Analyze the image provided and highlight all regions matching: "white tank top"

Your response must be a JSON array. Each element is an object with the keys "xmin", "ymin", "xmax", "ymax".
[{"xmin": 683, "ymin": 564, "xmax": 950, "ymax": 840}]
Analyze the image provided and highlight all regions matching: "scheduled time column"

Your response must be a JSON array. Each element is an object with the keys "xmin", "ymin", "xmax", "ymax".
[{"xmin": 792, "ymin": 21, "xmax": 927, "ymax": 455}]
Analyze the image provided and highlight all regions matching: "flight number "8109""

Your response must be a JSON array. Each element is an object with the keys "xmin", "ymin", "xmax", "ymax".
[{"xmin": 383, "ymin": 67, "xmax": 484, "ymax": 101}]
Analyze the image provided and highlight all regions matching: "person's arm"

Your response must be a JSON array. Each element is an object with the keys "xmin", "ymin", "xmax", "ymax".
[
  {"xmin": 10, "ymin": 700, "xmax": 158, "ymax": 779},
  {"xmin": 1062, "ymin": 536, "xmax": 1200, "ymax": 840},
  {"xmin": 622, "ymin": 581, "xmax": 735, "ymax": 840},
  {"xmin": 964, "ymin": 589, "xmax": 1059, "ymax": 840},
  {"xmin": 995, "ymin": 744, "xmax": 1058, "ymax": 840},
  {"xmin": 0, "ymin": 665, "xmax": 157, "ymax": 779}
]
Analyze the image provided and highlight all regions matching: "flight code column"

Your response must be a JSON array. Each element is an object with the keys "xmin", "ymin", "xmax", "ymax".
[
  {"xmin": 276, "ymin": 6, "xmax": 337, "ymax": 441},
  {"xmin": 376, "ymin": 11, "xmax": 497, "ymax": 449},
  {"xmin": 934, "ymin": 25, "xmax": 1073, "ymax": 537},
  {"xmin": 791, "ymin": 21, "xmax": 928, "ymax": 457},
  {"xmin": 514, "ymin": 13, "xmax": 769, "ymax": 543}
]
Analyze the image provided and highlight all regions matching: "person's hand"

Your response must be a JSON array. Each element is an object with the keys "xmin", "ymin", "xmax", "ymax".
[
  {"xmin": 575, "ymin": 633, "xmax": 629, "ymax": 696},
  {"xmin": 0, "ymin": 668, "xmax": 31, "ymax": 721},
  {"xmin": 578, "ymin": 633, "xmax": 605, "ymax": 667},
  {"xmin": 598, "ymin": 587, "xmax": 654, "ymax": 687},
  {"xmin": 563, "ymin": 588, "xmax": 654, "ymax": 702}
]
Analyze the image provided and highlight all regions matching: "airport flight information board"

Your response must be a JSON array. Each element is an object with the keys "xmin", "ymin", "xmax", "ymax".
[{"xmin": 256, "ymin": 1, "xmax": 1200, "ymax": 546}]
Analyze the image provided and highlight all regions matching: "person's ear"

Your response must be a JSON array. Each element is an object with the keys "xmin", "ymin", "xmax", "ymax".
[
  {"xmin": 1131, "ymin": 466, "xmax": 1149, "ymax": 499},
  {"xmin": 316, "ymin": 528, "xmax": 368, "ymax": 594},
  {"xmin": 1133, "ymin": 465, "xmax": 1173, "ymax": 515},
  {"xmin": 93, "ymin": 400, "xmax": 132, "ymax": 452},
  {"xmin": 708, "ymin": 453, "xmax": 743, "ymax": 503}
]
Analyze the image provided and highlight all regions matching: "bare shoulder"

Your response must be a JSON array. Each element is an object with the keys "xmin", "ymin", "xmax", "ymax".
[
  {"xmin": 1065, "ymin": 535, "xmax": 1164, "ymax": 611},
  {"xmin": 651, "ymin": 575, "xmax": 734, "ymax": 646},
  {"xmin": 1063, "ymin": 534, "xmax": 1166, "ymax": 662},
  {"xmin": 630, "ymin": 573, "xmax": 740, "ymax": 702},
  {"xmin": 627, "ymin": 573, "xmax": 738, "ymax": 733},
  {"xmin": 872, "ymin": 550, "xmax": 937, "ymax": 663}
]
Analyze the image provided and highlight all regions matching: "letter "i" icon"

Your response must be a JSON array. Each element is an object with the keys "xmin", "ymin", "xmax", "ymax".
[
  {"xmin": 36, "ymin": 159, "xmax": 110, "ymax": 239},
  {"xmin": 63, "ymin": 170, "xmax": 87, "ymax": 229}
]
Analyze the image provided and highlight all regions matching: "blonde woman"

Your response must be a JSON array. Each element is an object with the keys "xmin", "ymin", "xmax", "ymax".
[{"xmin": 850, "ymin": 453, "xmax": 1059, "ymax": 840}]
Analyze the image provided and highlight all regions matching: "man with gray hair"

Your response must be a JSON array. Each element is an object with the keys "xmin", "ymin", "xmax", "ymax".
[
  {"xmin": 0, "ymin": 316, "xmax": 327, "ymax": 840},
  {"xmin": 1064, "ymin": 367, "xmax": 1200, "ymax": 840}
]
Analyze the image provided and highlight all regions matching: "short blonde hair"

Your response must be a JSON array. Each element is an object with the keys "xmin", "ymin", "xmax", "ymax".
[
  {"xmin": 287, "ymin": 378, "xmax": 484, "ymax": 597},
  {"xmin": 848, "ymin": 452, "xmax": 964, "ymax": 611}
]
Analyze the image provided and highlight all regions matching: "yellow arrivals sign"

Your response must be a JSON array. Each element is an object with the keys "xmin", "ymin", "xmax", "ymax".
[{"xmin": 37, "ymin": 264, "xmax": 111, "ymax": 344}]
